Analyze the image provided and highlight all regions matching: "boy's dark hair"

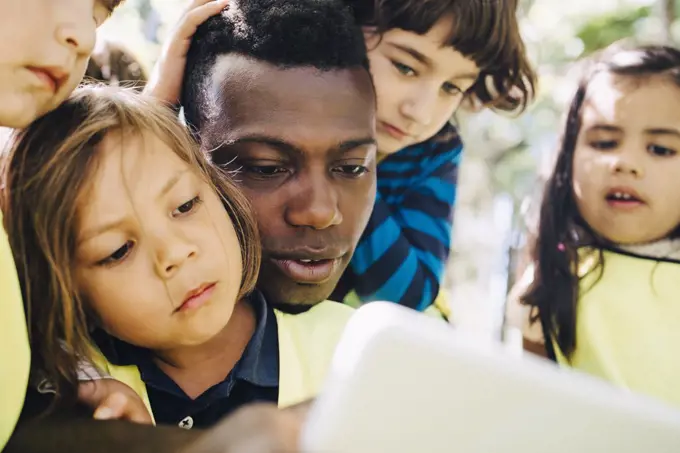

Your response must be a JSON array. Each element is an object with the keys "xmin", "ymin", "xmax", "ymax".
[
  {"xmin": 345, "ymin": 0, "xmax": 536, "ymax": 113},
  {"xmin": 521, "ymin": 44, "xmax": 680, "ymax": 360},
  {"xmin": 181, "ymin": 0, "xmax": 370, "ymax": 130}
]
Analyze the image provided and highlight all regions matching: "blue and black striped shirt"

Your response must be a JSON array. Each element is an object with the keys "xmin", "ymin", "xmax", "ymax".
[{"xmin": 333, "ymin": 124, "xmax": 462, "ymax": 311}]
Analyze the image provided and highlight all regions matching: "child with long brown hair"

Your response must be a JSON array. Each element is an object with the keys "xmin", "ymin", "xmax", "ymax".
[
  {"xmin": 3, "ymin": 84, "xmax": 353, "ymax": 428},
  {"xmin": 4, "ymin": 83, "xmax": 259, "ymax": 411},
  {"xmin": 521, "ymin": 44, "xmax": 680, "ymax": 407}
]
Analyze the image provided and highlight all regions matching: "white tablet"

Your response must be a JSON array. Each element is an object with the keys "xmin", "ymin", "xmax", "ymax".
[{"xmin": 301, "ymin": 302, "xmax": 680, "ymax": 453}]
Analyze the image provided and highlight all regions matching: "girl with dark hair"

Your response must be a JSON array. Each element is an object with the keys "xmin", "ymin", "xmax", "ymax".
[{"xmin": 521, "ymin": 43, "xmax": 680, "ymax": 407}]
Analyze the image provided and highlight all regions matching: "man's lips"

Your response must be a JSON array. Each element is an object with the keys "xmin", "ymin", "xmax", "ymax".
[
  {"xmin": 269, "ymin": 258, "xmax": 341, "ymax": 284},
  {"xmin": 266, "ymin": 249, "xmax": 345, "ymax": 284}
]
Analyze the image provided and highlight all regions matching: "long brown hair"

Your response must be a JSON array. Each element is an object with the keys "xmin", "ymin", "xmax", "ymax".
[
  {"xmin": 345, "ymin": 0, "xmax": 537, "ymax": 113},
  {"xmin": 1, "ymin": 85, "xmax": 260, "ymax": 407},
  {"xmin": 521, "ymin": 44, "xmax": 680, "ymax": 360}
]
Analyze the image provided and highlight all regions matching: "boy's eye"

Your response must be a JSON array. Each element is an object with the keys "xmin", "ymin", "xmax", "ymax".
[
  {"xmin": 442, "ymin": 82, "xmax": 462, "ymax": 96},
  {"xmin": 392, "ymin": 61, "xmax": 416, "ymax": 77}
]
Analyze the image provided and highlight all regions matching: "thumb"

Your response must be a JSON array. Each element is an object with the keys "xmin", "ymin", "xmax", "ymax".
[{"xmin": 94, "ymin": 392, "xmax": 154, "ymax": 425}]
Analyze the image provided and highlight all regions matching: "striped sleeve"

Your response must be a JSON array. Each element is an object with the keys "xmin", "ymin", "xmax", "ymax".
[{"xmin": 341, "ymin": 141, "xmax": 460, "ymax": 311}]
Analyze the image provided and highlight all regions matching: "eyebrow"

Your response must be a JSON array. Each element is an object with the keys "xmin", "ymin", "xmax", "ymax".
[
  {"xmin": 645, "ymin": 128, "xmax": 680, "ymax": 139},
  {"xmin": 226, "ymin": 135, "xmax": 377, "ymax": 156},
  {"xmin": 389, "ymin": 43, "xmax": 478, "ymax": 81},
  {"xmin": 586, "ymin": 124, "xmax": 680, "ymax": 139},
  {"xmin": 585, "ymin": 124, "xmax": 622, "ymax": 133},
  {"xmin": 79, "ymin": 170, "xmax": 188, "ymax": 244}
]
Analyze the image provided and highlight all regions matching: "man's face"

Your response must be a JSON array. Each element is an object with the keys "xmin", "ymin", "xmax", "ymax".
[
  {"xmin": 200, "ymin": 54, "xmax": 377, "ymax": 308},
  {"xmin": 0, "ymin": 0, "xmax": 113, "ymax": 128}
]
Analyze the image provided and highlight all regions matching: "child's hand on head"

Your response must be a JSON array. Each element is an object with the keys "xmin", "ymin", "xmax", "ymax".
[
  {"xmin": 145, "ymin": 0, "xmax": 229, "ymax": 104},
  {"xmin": 78, "ymin": 378, "xmax": 153, "ymax": 425}
]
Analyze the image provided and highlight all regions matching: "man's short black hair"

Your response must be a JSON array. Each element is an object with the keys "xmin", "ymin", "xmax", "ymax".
[{"xmin": 181, "ymin": 0, "xmax": 370, "ymax": 130}]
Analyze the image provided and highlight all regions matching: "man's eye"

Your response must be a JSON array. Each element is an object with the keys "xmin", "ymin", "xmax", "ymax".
[
  {"xmin": 244, "ymin": 166, "xmax": 289, "ymax": 177},
  {"xmin": 333, "ymin": 165, "xmax": 369, "ymax": 177}
]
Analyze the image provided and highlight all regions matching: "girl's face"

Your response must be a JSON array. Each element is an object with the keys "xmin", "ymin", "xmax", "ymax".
[
  {"xmin": 74, "ymin": 131, "xmax": 244, "ymax": 351},
  {"xmin": 0, "ymin": 0, "xmax": 110, "ymax": 128},
  {"xmin": 364, "ymin": 17, "xmax": 479, "ymax": 155},
  {"xmin": 572, "ymin": 73, "xmax": 680, "ymax": 245}
]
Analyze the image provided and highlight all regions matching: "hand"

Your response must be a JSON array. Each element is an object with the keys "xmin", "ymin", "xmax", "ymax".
[
  {"xmin": 77, "ymin": 378, "xmax": 153, "ymax": 425},
  {"xmin": 144, "ymin": 0, "xmax": 229, "ymax": 104},
  {"xmin": 182, "ymin": 403, "xmax": 305, "ymax": 453}
]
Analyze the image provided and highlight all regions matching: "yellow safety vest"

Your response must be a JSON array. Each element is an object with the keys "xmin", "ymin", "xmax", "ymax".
[
  {"xmin": 0, "ymin": 211, "xmax": 30, "ymax": 448},
  {"xmin": 557, "ymin": 248, "xmax": 680, "ymax": 407},
  {"xmin": 99, "ymin": 301, "xmax": 354, "ymax": 422}
]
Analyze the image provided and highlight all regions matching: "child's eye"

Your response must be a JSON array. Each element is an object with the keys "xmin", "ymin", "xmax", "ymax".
[
  {"xmin": 442, "ymin": 82, "xmax": 462, "ymax": 96},
  {"xmin": 648, "ymin": 144, "xmax": 676, "ymax": 157},
  {"xmin": 173, "ymin": 196, "xmax": 203, "ymax": 216},
  {"xmin": 98, "ymin": 241, "xmax": 133, "ymax": 266},
  {"xmin": 590, "ymin": 140, "xmax": 618, "ymax": 150},
  {"xmin": 392, "ymin": 61, "xmax": 416, "ymax": 77}
]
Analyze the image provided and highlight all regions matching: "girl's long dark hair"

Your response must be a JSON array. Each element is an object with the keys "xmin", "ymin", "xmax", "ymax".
[{"xmin": 521, "ymin": 44, "xmax": 680, "ymax": 360}]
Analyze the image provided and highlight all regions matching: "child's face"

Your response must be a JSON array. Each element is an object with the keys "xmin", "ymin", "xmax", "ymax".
[
  {"xmin": 0, "ymin": 0, "xmax": 110, "ymax": 128},
  {"xmin": 572, "ymin": 73, "xmax": 680, "ymax": 245},
  {"xmin": 364, "ymin": 17, "xmax": 479, "ymax": 154},
  {"xmin": 74, "ymin": 131, "xmax": 244, "ymax": 351}
]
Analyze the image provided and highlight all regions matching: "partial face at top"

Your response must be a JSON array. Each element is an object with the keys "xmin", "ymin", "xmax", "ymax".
[
  {"xmin": 364, "ymin": 17, "xmax": 480, "ymax": 155},
  {"xmin": 199, "ymin": 55, "xmax": 377, "ymax": 308},
  {"xmin": 0, "ymin": 0, "xmax": 112, "ymax": 128}
]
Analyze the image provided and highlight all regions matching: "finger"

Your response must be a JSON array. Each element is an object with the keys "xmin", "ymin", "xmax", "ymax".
[
  {"xmin": 181, "ymin": 0, "xmax": 219, "ymax": 16},
  {"xmin": 95, "ymin": 392, "xmax": 154, "ymax": 425},
  {"xmin": 122, "ymin": 399, "xmax": 154, "ymax": 425},
  {"xmin": 93, "ymin": 392, "xmax": 128, "ymax": 421},
  {"xmin": 77, "ymin": 380, "xmax": 105, "ymax": 410},
  {"xmin": 175, "ymin": 0, "xmax": 229, "ymax": 40}
]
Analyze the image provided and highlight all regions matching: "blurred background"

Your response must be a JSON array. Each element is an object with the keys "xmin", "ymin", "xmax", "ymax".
[{"xmin": 98, "ymin": 0, "xmax": 679, "ymax": 338}]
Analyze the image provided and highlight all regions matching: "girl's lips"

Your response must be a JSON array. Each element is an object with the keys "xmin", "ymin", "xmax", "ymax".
[{"xmin": 176, "ymin": 282, "xmax": 217, "ymax": 313}]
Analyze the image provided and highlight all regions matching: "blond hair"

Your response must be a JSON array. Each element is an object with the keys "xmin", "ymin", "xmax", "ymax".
[{"xmin": 2, "ymin": 85, "xmax": 260, "ymax": 407}]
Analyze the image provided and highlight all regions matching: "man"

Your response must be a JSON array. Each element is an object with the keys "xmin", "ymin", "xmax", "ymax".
[
  {"xmin": 72, "ymin": 0, "xmax": 377, "ymax": 428},
  {"xmin": 1, "ymin": 0, "xmax": 303, "ymax": 451},
  {"xmin": 181, "ymin": 0, "xmax": 377, "ymax": 309}
]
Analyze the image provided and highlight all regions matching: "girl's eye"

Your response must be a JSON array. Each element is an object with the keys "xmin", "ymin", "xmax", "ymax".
[
  {"xmin": 590, "ymin": 140, "xmax": 618, "ymax": 150},
  {"xmin": 98, "ymin": 241, "xmax": 133, "ymax": 266},
  {"xmin": 648, "ymin": 144, "xmax": 676, "ymax": 157},
  {"xmin": 173, "ymin": 196, "xmax": 203, "ymax": 216}
]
